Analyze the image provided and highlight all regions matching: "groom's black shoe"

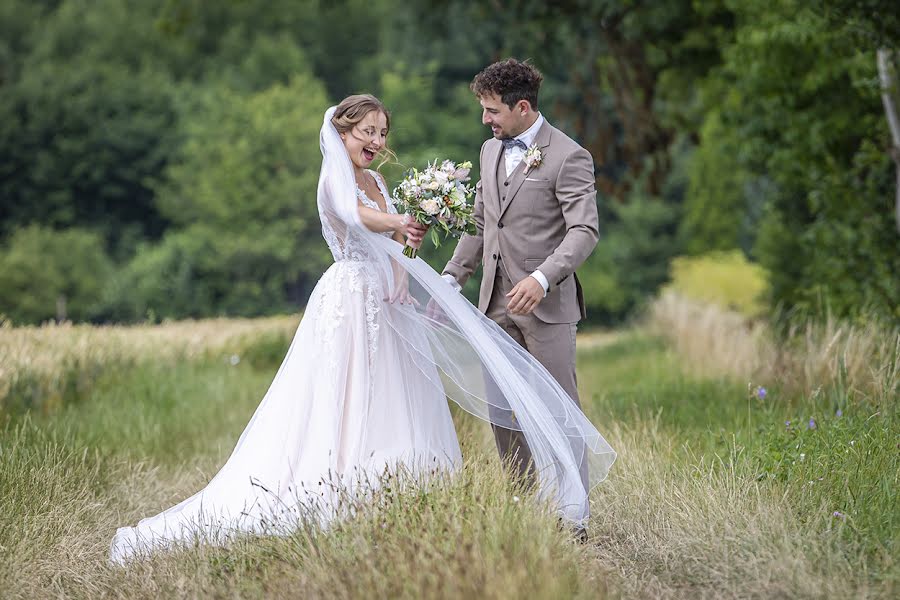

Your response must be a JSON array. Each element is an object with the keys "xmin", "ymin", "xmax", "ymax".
[
  {"xmin": 557, "ymin": 518, "xmax": 589, "ymax": 544},
  {"xmin": 572, "ymin": 525, "xmax": 588, "ymax": 544}
]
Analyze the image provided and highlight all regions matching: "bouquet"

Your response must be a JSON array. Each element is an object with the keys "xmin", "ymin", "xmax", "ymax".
[{"xmin": 392, "ymin": 159, "xmax": 477, "ymax": 258}]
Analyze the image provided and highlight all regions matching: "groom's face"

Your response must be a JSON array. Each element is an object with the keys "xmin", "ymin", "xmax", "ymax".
[{"xmin": 479, "ymin": 93, "xmax": 528, "ymax": 140}]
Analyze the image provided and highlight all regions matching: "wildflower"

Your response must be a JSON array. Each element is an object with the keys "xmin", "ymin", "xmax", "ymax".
[
  {"xmin": 832, "ymin": 511, "xmax": 846, "ymax": 520},
  {"xmin": 799, "ymin": 453, "xmax": 806, "ymax": 461},
  {"xmin": 807, "ymin": 417, "xmax": 817, "ymax": 430},
  {"xmin": 756, "ymin": 386, "xmax": 767, "ymax": 400},
  {"xmin": 230, "ymin": 354, "xmax": 240, "ymax": 366},
  {"xmin": 512, "ymin": 496, "xmax": 520, "ymax": 503},
  {"xmin": 835, "ymin": 408, "xmax": 842, "ymax": 417},
  {"xmin": 785, "ymin": 420, "xmax": 791, "ymax": 428}
]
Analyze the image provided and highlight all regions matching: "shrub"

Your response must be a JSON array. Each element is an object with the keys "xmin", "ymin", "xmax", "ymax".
[
  {"xmin": 664, "ymin": 250, "xmax": 769, "ymax": 317},
  {"xmin": 0, "ymin": 226, "xmax": 113, "ymax": 324}
]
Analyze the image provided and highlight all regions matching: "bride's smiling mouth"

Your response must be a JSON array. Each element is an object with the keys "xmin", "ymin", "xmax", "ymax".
[{"xmin": 362, "ymin": 147, "xmax": 377, "ymax": 161}]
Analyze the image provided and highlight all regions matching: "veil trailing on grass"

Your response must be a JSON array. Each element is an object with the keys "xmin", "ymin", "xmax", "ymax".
[
  {"xmin": 315, "ymin": 107, "xmax": 616, "ymax": 522},
  {"xmin": 110, "ymin": 108, "xmax": 615, "ymax": 565}
]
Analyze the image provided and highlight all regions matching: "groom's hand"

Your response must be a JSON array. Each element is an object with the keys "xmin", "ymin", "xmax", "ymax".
[
  {"xmin": 506, "ymin": 276, "xmax": 544, "ymax": 315},
  {"xmin": 425, "ymin": 298, "xmax": 449, "ymax": 323}
]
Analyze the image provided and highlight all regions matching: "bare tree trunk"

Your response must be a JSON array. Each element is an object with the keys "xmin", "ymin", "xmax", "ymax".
[
  {"xmin": 876, "ymin": 49, "xmax": 900, "ymax": 233},
  {"xmin": 56, "ymin": 294, "xmax": 67, "ymax": 323}
]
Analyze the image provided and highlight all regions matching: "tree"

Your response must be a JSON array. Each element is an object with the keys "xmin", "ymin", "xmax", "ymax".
[
  {"xmin": 711, "ymin": 0, "xmax": 900, "ymax": 319},
  {"xmin": 412, "ymin": 0, "xmax": 736, "ymax": 200},
  {"xmin": 0, "ymin": 226, "xmax": 113, "ymax": 323},
  {"xmin": 0, "ymin": 60, "xmax": 178, "ymax": 246},
  {"xmin": 813, "ymin": 1, "xmax": 900, "ymax": 232},
  {"xmin": 140, "ymin": 73, "xmax": 333, "ymax": 318}
]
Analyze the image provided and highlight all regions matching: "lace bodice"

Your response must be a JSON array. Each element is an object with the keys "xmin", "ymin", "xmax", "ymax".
[
  {"xmin": 320, "ymin": 169, "xmax": 397, "ymax": 262},
  {"xmin": 356, "ymin": 171, "xmax": 397, "ymax": 221}
]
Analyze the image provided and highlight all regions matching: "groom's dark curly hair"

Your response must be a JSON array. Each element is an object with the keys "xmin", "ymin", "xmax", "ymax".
[{"xmin": 471, "ymin": 59, "xmax": 543, "ymax": 111}]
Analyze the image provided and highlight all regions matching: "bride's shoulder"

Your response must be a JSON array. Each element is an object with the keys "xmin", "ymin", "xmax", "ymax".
[{"xmin": 367, "ymin": 169, "xmax": 388, "ymax": 189}]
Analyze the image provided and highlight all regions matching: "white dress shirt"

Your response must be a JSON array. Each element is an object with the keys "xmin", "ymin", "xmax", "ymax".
[
  {"xmin": 443, "ymin": 113, "xmax": 550, "ymax": 297},
  {"xmin": 504, "ymin": 113, "xmax": 544, "ymax": 177}
]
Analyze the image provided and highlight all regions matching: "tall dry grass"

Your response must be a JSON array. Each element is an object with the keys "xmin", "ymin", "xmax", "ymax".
[
  {"xmin": 0, "ymin": 315, "xmax": 300, "ymax": 415},
  {"xmin": 2, "ymin": 406, "xmax": 878, "ymax": 599},
  {"xmin": 647, "ymin": 291, "xmax": 900, "ymax": 404},
  {"xmin": 1, "ymin": 310, "xmax": 895, "ymax": 597},
  {"xmin": 587, "ymin": 419, "xmax": 871, "ymax": 599}
]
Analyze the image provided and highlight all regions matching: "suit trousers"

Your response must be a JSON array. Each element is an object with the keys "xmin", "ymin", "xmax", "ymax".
[{"xmin": 485, "ymin": 259, "xmax": 583, "ymax": 484}]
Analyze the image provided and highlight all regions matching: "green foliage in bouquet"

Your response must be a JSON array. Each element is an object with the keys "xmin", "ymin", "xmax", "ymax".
[{"xmin": 392, "ymin": 160, "xmax": 477, "ymax": 258}]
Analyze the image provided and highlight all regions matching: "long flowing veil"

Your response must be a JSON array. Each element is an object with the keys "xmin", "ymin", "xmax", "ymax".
[{"xmin": 317, "ymin": 107, "xmax": 616, "ymax": 525}]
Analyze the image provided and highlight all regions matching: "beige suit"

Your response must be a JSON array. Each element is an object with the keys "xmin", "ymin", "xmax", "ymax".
[{"xmin": 444, "ymin": 120, "xmax": 599, "ymax": 478}]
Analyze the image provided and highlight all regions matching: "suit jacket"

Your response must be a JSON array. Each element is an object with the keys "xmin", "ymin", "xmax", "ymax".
[{"xmin": 444, "ymin": 120, "xmax": 599, "ymax": 324}]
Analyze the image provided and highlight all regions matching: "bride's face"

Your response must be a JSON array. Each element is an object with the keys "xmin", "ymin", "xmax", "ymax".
[{"xmin": 341, "ymin": 110, "xmax": 388, "ymax": 170}]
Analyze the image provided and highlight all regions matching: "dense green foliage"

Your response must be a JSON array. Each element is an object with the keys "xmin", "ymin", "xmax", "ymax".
[
  {"xmin": 700, "ymin": 0, "xmax": 900, "ymax": 321},
  {"xmin": 0, "ymin": 225, "xmax": 113, "ymax": 323},
  {"xmin": 0, "ymin": 0, "xmax": 897, "ymax": 324}
]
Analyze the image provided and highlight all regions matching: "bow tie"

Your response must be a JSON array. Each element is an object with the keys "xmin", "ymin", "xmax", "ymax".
[{"xmin": 501, "ymin": 138, "xmax": 528, "ymax": 151}]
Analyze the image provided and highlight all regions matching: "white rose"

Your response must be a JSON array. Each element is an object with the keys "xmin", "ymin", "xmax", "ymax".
[{"xmin": 421, "ymin": 199, "xmax": 441, "ymax": 215}]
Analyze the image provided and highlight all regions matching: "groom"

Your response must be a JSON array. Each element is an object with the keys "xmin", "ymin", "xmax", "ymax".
[{"xmin": 441, "ymin": 59, "xmax": 599, "ymax": 503}]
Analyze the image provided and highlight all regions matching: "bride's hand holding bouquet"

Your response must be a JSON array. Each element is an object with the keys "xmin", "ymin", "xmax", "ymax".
[{"xmin": 393, "ymin": 159, "xmax": 477, "ymax": 259}]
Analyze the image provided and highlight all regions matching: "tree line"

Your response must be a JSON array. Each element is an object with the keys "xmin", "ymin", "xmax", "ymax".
[{"xmin": 1, "ymin": 0, "xmax": 897, "ymax": 325}]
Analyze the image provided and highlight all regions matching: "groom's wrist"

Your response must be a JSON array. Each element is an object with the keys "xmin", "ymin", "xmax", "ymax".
[
  {"xmin": 441, "ymin": 273, "xmax": 462, "ymax": 292},
  {"xmin": 529, "ymin": 270, "xmax": 550, "ymax": 297}
]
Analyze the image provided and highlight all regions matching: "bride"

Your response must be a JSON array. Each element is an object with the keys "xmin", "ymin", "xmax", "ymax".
[{"xmin": 110, "ymin": 94, "xmax": 616, "ymax": 564}]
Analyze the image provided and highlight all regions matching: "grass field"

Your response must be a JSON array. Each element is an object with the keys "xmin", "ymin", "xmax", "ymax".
[{"xmin": 1, "ymin": 297, "xmax": 896, "ymax": 598}]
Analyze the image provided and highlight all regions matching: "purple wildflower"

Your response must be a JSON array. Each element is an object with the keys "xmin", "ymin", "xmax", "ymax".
[
  {"xmin": 836, "ymin": 408, "xmax": 843, "ymax": 418},
  {"xmin": 832, "ymin": 511, "xmax": 846, "ymax": 519},
  {"xmin": 785, "ymin": 420, "xmax": 791, "ymax": 428},
  {"xmin": 808, "ymin": 417, "xmax": 817, "ymax": 430},
  {"xmin": 756, "ymin": 386, "xmax": 767, "ymax": 400}
]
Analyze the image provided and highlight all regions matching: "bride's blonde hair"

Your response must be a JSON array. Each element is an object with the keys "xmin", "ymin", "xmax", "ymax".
[{"xmin": 331, "ymin": 94, "xmax": 397, "ymax": 168}]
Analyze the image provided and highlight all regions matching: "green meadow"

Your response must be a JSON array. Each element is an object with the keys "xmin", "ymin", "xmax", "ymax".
[{"xmin": 1, "ymin": 295, "xmax": 896, "ymax": 599}]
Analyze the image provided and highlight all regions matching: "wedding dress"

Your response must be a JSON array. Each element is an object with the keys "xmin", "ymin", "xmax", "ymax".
[{"xmin": 110, "ymin": 108, "xmax": 615, "ymax": 565}]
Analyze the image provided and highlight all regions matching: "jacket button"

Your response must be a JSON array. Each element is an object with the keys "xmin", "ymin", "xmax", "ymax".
[
  {"xmin": 498, "ymin": 222, "xmax": 504, "ymax": 229},
  {"xmin": 501, "ymin": 195, "xmax": 506, "ymax": 201},
  {"xmin": 492, "ymin": 253, "xmax": 498, "ymax": 260},
  {"xmin": 504, "ymin": 181, "xmax": 509, "ymax": 187}
]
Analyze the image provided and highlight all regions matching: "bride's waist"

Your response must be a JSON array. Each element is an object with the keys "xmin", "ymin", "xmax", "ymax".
[
  {"xmin": 332, "ymin": 258, "xmax": 380, "ymax": 266},
  {"xmin": 325, "ymin": 260, "xmax": 384, "ymax": 276}
]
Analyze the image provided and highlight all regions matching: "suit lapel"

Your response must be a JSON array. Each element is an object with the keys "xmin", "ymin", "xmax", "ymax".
[
  {"xmin": 484, "ymin": 139, "xmax": 504, "ymax": 211},
  {"xmin": 499, "ymin": 121, "xmax": 552, "ymax": 219}
]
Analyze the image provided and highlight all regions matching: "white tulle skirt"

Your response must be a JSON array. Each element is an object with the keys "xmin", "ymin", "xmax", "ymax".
[{"xmin": 110, "ymin": 261, "xmax": 462, "ymax": 564}]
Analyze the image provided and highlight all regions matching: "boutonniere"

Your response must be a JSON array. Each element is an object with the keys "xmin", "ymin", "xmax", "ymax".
[{"xmin": 523, "ymin": 144, "xmax": 543, "ymax": 170}]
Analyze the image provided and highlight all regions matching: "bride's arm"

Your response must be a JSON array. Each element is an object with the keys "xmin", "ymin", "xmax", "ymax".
[
  {"xmin": 358, "ymin": 204, "xmax": 407, "ymax": 233},
  {"xmin": 358, "ymin": 203, "xmax": 428, "ymax": 248}
]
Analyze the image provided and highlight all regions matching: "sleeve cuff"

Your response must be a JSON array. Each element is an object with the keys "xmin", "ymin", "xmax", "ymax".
[
  {"xmin": 530, "ymin": 270, "xmax": 550, "ymax": 297},
  {"xmin": 442, "ymin": 273, "xmax": 462, "ymax": 292}
]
